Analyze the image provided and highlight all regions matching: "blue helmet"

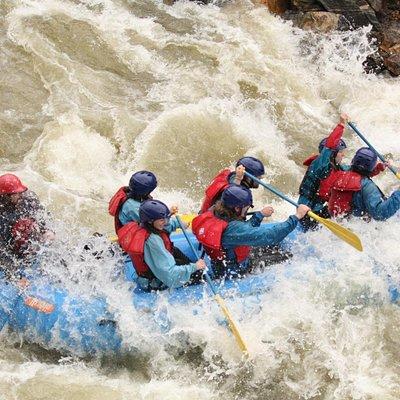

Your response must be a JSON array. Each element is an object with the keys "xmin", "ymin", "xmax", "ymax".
[
  {"xmin": 221, "ymin": 185, "xmax": 253, "ymax": 209},
  {"xmin": 139, "ymin": 200, "xmax": 169, "ymax": 224},
  {"xmin": 236, "ymin": 156, "xmax": 265, "ymax": 177},
  {"xmin": 129, "ymin": 171, "xmax": 157, "ymax": 195},
  {"xmin": 318, "ymin": 138, "xmax": 347, "ymax": 154},
  {"xmin": 351, "ymin": 147, "xmax": 377, "ymax": 173}
]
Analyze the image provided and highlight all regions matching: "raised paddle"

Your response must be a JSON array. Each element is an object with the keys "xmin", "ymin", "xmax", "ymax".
[
  {"xmin": 175, "ymin": 215, "xmax": 249, "ymax": 356},
  {"xmin": 348, "ymin": 121, "xmax": 400, "ymax": 180},
  {"xmin": 244, "ymin": 172, "xmax": 363, "ymax": 252}
]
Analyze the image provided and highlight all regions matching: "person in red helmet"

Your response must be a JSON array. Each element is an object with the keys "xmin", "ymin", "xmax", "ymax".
[{"xmin": 0, "ymin": 174, "xmax": 53, "ymax": 277}]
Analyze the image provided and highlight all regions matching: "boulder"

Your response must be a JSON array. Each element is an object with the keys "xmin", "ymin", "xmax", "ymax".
[
  {"xmin": 384, "ymin": 53, "xmax": 400, "ymax": 75},
  {"xmin": 292, "ymin": 0, "xmax": 322, "ymax": 11},
  {"xmin": 380, "ymin": 20, "xmax": 400, "ymax": 50},
  {"xmin": 366, "ymin": 0, "xmax": 383, "ymax": 13},
  {"xmin": 260, "ymin": 0, "xmax": 290, "ymax": 15},
  {"xmin": 296, "ymin": 11, "xmax": 340, "ymax": 32}
]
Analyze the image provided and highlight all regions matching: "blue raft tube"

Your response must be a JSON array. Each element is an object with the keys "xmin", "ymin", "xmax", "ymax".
[{"xmin": 0, "ymin": 222, "xmax": 398, "ymax": 356}]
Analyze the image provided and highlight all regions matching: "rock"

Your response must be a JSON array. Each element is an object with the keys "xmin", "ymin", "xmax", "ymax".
[
  {"xmin": 296, "ymin": 11, "xmax": 340, "ymax": 32},
  {"xmin": 363, "ymin": 52, "xmax": 386, "ymax": 73},
  {"xmin": 384, "ymin": 53, "xmax": 400, "ymax": 75},
  {"xmin": 380, "ymin": 20, "xmax": 400, "ymax": 50},
  {"xmin": 366, "ymin": 0, "xmax": 383, "ymax": 13},
  {"xmin": 292, "ymin": 0, "xmax": 323, "ymax": 11},
  {"xmin": 259, "ymin": 0, "xmax": 290, "ymax": 15}
]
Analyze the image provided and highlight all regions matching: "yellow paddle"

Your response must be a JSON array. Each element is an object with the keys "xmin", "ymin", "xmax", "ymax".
[
  {"xmin": 175, "ymin": 215, "xmax": 249, "ymax": 356},
  {"xmin": 244, "ymin": 172, "xmax": 363, "ymax": 252}
]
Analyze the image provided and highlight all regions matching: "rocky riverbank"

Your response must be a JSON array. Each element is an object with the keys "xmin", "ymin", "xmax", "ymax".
[{"xmin": 260, "ymin": 0, "xmax": 400, "ymax": 76}]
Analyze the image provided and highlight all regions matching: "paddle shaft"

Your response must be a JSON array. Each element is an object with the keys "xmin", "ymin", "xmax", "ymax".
[
  {"xmin": 175, "ymin": 216, "xmax": 217, "ymax": 295},
  {"xmin": 244, "ymin": 172, "xmax": 299, "ymax": 208},
  {"xmin": 175, "ymin": 215, "xmax": 249, "ymax": 354},
  {"xmin": 244, "ymin": 172, "xmax": 363, "ymax": 252},
  {"xmin": 348, "ymin": 122, "xmax": 399, "ymax": 177}
]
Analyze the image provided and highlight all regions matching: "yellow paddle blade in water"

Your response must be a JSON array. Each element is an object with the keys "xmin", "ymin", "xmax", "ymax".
[
  {"xmin": 396, "ymin": 172, "xmax": 400, "ymax": 180},
  {"xmin": 215, "ymin": 294, "xmax": 249, "ymax": 356},
  {"xmin": 308, "ymin": 211, "xmax": 363, "ymax": 252}
]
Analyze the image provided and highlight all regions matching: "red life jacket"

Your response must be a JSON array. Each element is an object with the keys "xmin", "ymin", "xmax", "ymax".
[
  {"xmin": 318, "ymin": 169, "xmax": 339, "ymax": 201},
  {"xmin": 302, "ymin": 154, "xmax": 340, "ymax": 202},
  {"xmin": 200, "ymin": 169, "xmax": 232, "ymax": 213},
  {"xmin": 191, "ymin": 211, "xmax": 250, "ymax": 263},
  {"xmin": 117, "ymin": 222, "xmax": 173, "ymax": 278},
  {"xmin": 109, "ymin": 187, "xmax": 128, "ymax": 232},
  {"xmin": 303, "ymin": 154, "xmax": 318, "ymax": 167},
  {"xmin": 11, "ymin": 218, "xmax": 39, "ymax": 256},
  {"xmin": 328, "ymin": 171, "xmax": 362, "ymax": 217}
]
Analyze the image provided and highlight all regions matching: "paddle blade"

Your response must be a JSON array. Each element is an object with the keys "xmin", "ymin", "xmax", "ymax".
[
  {"xmin": 179, "ymin": 213, "xmax": 196, "ymax": 227},
  {"xmin": 396, "ymin": 172, "xmax": 400, "ymax": 180},
  {"xmin": 215, "ymin": 294, "xmax": 249, "ymax": 355},
  {"xmin": 308, "ymin": 211, "xmax": 363, "ymax": 252}
]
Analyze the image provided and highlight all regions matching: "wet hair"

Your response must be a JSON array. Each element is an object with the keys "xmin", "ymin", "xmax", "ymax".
[
  {"xmin": 126, "ymin": 188, "xmax": 152, "ymax": 203},
  {"xmin": 0, "ymin": 193, "xmax": 14, "ymax": 209},
  {"xmin": 351, "ymin": 165, "xmax": 371, "ymax": 177},
  {"xmin": 141, "ymin": 221, "xmax": 163, "ymax": 234},
  {"xmin": 213, "ymin": 200, "xmax": 243, "ymax": 221}
]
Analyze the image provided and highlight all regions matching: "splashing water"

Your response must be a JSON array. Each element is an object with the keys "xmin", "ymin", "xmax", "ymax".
[{"xmin": 1, "ymin": 0, "xmax": 399, "ymax": 398}]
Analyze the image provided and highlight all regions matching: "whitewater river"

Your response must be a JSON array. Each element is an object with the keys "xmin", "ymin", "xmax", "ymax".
[{"xmin": 0, "ymin": 0, "xmax": 399, "ymax": 399}]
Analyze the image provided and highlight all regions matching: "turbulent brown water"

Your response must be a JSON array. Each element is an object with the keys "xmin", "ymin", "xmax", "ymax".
[{"xmin": 1, "ymin": 0, "xmax": 400, "ymax": 399}]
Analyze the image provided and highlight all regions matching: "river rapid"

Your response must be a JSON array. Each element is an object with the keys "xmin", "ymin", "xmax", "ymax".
[{"xmin": 0, "ymin": 0, "xmax": 399, "ymax": 399}]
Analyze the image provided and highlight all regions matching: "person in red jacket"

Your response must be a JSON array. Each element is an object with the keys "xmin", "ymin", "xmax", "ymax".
[
  {"xmin": 298, "ymin": 114, "xmax": 350, "ymax": 231},
  {"xmin": 109, "ymin": 171, "xmax": 157, "ymax": 233},
  {"xmin": 328, "ymin": 148, "xmax": 400, "ymax": 220},
  {"xmin": 193, "ymin": 185, "xmax": 310, "ymax": 278},
  {"xmin": 200, "ymin": 156, "xmax": 266, "ymax": 213},
  {"xmin": 118, "ymin": 200, "xmax": 205, "ymax": 291},
  {"xmin": 0, "ymin": 174, "xmax": 54, "ymax": 277}
]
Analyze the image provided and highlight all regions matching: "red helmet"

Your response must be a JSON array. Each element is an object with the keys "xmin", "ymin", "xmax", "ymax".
[{"xmin": 0, "ymin": 174, "xmax": 27, "ymax": 195}]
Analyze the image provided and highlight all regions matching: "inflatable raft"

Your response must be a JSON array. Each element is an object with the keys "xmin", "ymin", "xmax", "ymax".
[{"xmin": 0, "ymin": 225, "xmax": 397, "ymax": 357}]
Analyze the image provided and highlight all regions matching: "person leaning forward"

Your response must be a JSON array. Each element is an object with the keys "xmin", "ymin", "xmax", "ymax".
[
  {"xmin": 192, "ymin": 184, "xmax": 310, "ymax": 278},
  {"xmin": 118, "ymin": 199, "xmax": 205, "ymax": 291}
]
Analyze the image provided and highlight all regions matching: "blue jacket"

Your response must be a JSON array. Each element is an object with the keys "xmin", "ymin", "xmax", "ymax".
[
  {"xmin": 298, "ymin": 148, "xmax": 344, "ymax": 212},
  {"xmin": 118, "ymin": 198, "xmax": 141, "ymax": 225},
  {"xmin": 137, "ymin": 218, "xmax": 197, "ymax": 290},
  {"xmin": 352, "ymin": 178, "xmax": 400, "ymax": 221},
  {"xmin": 220, "ymin": 212, "xmax": 299, "ymax": 274}
]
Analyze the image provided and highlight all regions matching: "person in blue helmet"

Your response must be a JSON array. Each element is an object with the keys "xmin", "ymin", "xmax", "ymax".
[
  {"xmin": 193, "ymin": 185, "xmax": 310, "ymax": 277},
  {"xmin": 118, "ymin": 199, "xmax": 206, "ymax": 291},
  {"xmin": 298, "ymin": 114, "xmax": 350, "ymax": 230},
  {"xmin": 200, "ymin": 156, "xmax": 265, "ymax": 213},
  {"xmin": 329, "ymin": 147, "xmax": 400, "ymax": 221},
  {"xmin": 109, "ymin": 171, "xmax": 157, "ymax": 232}
]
